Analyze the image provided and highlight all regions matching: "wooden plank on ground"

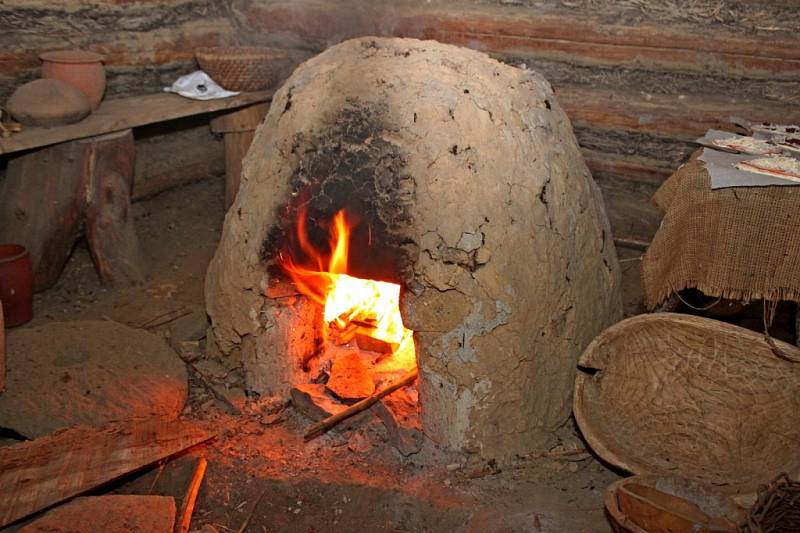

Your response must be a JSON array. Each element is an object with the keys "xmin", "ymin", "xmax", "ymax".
[
  {"xmin": 0, "ymin": 419, "xmax": 215, "ymax": 528},
  {"xmin": 19, "ymin": 495, "xmax": 177, "ymax": 533},
  {"xmin": 0, "ymin": 91, "xmax": 274, "ymax": 155}
]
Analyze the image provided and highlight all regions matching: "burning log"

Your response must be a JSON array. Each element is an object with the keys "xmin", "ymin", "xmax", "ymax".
[
  {"xmin": 329, "ymin": 320, "xmax": 358, "ymax": 345},
  {"xmin": 304, "ymin": 368, "xmax": 418, "ymax": 441},
  {"xmin": 355, "ymin": 332, "xmax": 397, "ymax": 355},
  {"xmin": 325, "ymin": 352, "xmax": 375, "ymax": 400}
]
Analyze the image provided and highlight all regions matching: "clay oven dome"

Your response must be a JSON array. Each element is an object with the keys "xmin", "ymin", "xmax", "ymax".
[{"xmin": 206, "ymin": 37, "xmax": 622, "ymax": 459}]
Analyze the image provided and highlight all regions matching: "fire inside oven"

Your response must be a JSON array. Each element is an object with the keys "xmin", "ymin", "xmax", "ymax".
[{"xmin": 277, "ymin": 204, "xmax": 419, "ymax": 429}]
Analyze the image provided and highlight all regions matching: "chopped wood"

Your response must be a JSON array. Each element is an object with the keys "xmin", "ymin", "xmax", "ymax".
[
  {"xmin": 326, "ymin": 352, "xmax": 376, "ymax": 400},
  {"xmin": 0, "ymin": 419, "xmax": 214, "ymax": 528},
  {"xmin": 305, "ymin": 368, "xmax": 418, "ymax": 441},
  {"xmin": 355, "ymin": 332, "xmax": 397, "ymax": 355},
  {"xmin": 114, "ymin": 454, "xmax": 207, "ymax": 528},
  {"xmin": 177, "ymin": 457, "xmax": 207, "ymax": 533},
  {"xmin": 613, "ymin": 237, "xmax": 650, "ymax": 251}
]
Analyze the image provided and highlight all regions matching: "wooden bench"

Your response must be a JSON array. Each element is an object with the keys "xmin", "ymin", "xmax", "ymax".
[{"xmin": 0, "ymin": 91, "xmax": 273, "ymax": 291}]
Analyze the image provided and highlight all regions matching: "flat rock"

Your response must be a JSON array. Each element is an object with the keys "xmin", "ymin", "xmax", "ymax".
[
  {"xmin": 372, "ymin": 389, "xmax": 423, "ymax": 456},
  {"xmin": 0, "ymin": 320, "xmax": 188, "ymax": 438},
  {"xmin": 290, "ymin": 383, "xmax": 372, "ymax": 427},
  {"xmin": 20, "ymin": 495, "xmax": 175, "ymax": 533},
  {"xmin": 326, "ymin": 352, "xmax": 375, "ymax": 400},
  {"xmin": 290, "ymin": 383, "xmax": 344, "ymax": 421}
]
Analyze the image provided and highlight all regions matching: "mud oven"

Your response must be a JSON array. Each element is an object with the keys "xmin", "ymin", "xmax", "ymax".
[{"xmin": 206, "ymin": 38, "xmax": 622, "ymax": 460}]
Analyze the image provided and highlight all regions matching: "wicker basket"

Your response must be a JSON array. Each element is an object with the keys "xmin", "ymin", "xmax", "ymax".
[{"xmin": 195, "ymin": 46, "xmax": 291, "ymax": 92}]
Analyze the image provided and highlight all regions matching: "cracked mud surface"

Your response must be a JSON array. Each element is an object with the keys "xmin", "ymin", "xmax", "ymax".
[{"xmin": 206, "ymin": 37, "xmax": 622, "ymax": 459}]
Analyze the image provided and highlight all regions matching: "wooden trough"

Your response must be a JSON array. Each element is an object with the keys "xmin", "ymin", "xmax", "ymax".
[{"xmin": 574, "ymin": 313, "xmax": 800, "ymax": 502}]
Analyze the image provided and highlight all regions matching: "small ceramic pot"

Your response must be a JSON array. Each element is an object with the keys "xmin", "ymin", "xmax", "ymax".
[
  {"xmin": 0, "ymin": 244, "xmax": 33, "ymax": 327},
  {"xmin": 40, "ymin": 50, "xmax": 106, "ymax": 109}
]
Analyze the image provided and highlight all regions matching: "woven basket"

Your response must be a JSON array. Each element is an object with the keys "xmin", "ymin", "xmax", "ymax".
[{"xmin": 195, "ymin": 46, "xmax": 291, "ymax": 92}]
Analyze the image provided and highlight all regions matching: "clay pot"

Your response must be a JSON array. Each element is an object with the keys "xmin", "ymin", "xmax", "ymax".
[
  {"xmin": 40, "ymin": 50, "xmax": 106, "ymax": 109},
  {"xmin": 0, "ymin": 244, "xmax": 33, "ymax": 327}
]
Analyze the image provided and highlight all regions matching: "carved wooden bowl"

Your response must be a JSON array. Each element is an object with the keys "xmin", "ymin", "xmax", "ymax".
[
  {"xmin": 605, "ymin": 475, "xmax": 745, "ymax": 533},
  {"xmin": 575, "ymin": 313, "xmax": 800, "ymax": 499}
]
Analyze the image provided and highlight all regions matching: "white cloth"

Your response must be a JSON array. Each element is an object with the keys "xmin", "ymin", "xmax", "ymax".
[{"xmin": 163, "ymin": 71, "xmax": 238, "ymax": 100}]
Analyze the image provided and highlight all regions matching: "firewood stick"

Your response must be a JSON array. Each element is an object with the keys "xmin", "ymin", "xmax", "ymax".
[
  {"xmin": 176, "ymin": 456, "xmax": 207, "ymax": 533},
  {"xmin": 304, "ymin": 368, "xmax": 419, "ymax": 441}
]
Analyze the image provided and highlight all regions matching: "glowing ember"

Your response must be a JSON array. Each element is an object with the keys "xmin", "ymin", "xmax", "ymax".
[{"xmin": 280, "ymin": 209, "xmax": 416, "ymax": 373}]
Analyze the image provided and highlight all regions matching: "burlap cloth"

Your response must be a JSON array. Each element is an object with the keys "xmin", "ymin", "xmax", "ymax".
[{"xmin": 641, "ymin": 152, "xmax": 800, "ymax": 310}]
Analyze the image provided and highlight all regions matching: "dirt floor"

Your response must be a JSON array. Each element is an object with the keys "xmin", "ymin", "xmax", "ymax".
[{"xmin": 4, "ymin": 174, "xmax": 653, "ymax": 533}]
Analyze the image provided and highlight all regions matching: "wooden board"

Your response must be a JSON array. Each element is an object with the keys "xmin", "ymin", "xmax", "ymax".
[
  {"xmin": 0, "ymin": 91, "xmax": 274, "ymax": 155},
  {"xmin": 0, "ymin": 419, "xmax": 214, "ymax": 528},
  {"xmin": 19, "ymin": 495, "xmax": 177, "ymax": 533}
]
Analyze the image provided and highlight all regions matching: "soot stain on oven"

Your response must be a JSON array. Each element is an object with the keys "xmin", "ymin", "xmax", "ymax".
[{"xmin": 262, "ymin": 98, "xmax": 418, "ymax": 285}]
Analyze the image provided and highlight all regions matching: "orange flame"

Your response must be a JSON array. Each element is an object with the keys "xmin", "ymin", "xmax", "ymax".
[{"xmin": 280, "ymin": 208, "xmax": 416, "ymax": 372}]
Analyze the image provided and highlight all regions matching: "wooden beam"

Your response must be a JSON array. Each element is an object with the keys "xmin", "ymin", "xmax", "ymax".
[
  {"xmin": 0, "ymin": 419, "xmax": 214, "ymax": 528},
  {"xmin": 0, "ymin": 91, "xmax": 273, "ymax": 155},
  {"xmin": 582, "ymin": 149, "xmax": 674, "ymax": 188}
]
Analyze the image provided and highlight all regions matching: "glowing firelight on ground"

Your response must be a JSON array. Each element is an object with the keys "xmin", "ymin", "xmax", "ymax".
[{"xmin": 280, "ymin": 209, "xmax": 416, "ymax": 372}]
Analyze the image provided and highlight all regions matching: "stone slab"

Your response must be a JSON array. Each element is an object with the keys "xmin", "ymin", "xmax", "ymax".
[{"xmin": 0, "ymin": 320, "xmax": 188, "ymax": 438}]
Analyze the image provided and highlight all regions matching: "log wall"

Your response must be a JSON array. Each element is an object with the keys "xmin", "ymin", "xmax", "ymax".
[
  {"xmin": 231, "ymin": 0, "xmax": 800, "ymax": 242},
  {"xmin": 2, "ymin": 0, "xmax": 798, "ymax": 241}
]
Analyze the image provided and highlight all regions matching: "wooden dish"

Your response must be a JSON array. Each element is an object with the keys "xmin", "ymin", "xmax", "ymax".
[
  {"xmin": 605, "ymin": 475, "xmax": 745, "ymax": 533},
  {"xmin": 574, "ymin": 313, "xmax": 800, "ymax": 500}
]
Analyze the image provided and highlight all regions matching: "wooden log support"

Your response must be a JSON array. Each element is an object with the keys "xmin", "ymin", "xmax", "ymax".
[
  {"xmin": 210, "ymin": 102, "xmax": 270, "ymax": 209},
  {"xmin": 0, "ymin": 139, "xmax": 90, "ymax": 290},
  {"xmin": 83, "ymin": 130, "xmax": 145, "ymax": 286},
  {"xmin": 0, "ymin": 129, "xmax": 143, "ymax": 291}
]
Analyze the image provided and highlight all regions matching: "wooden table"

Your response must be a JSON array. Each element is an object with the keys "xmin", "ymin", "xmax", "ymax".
[{"xmin": 0, "ymin": 91, "xmax": 273, "ymax": 291}]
